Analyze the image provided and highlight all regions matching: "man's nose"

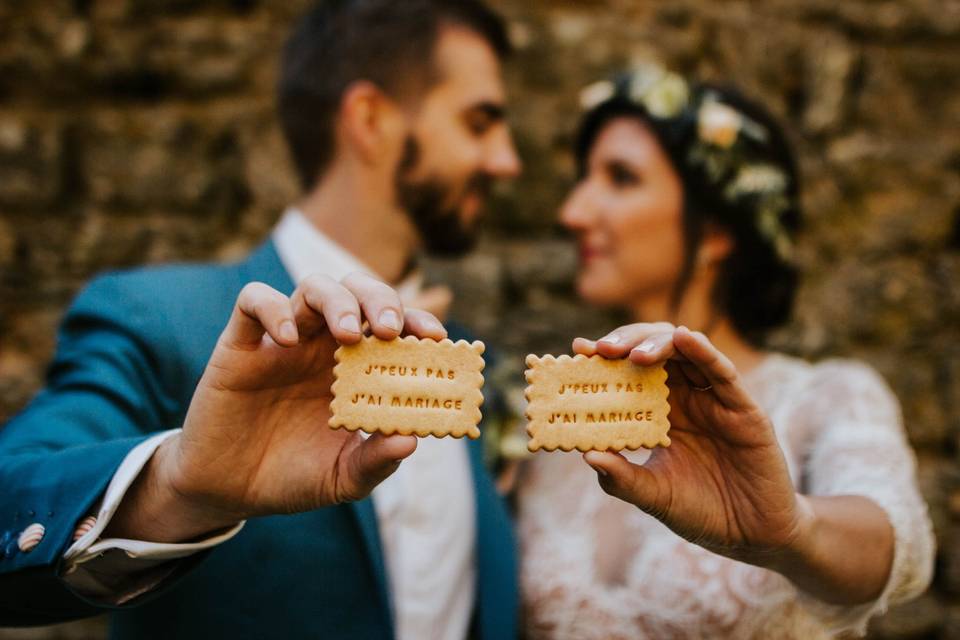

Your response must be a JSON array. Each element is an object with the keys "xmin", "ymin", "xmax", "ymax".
[{"xmin": 485, "ymin": 130, "xmax": 522, "ymax": 178}]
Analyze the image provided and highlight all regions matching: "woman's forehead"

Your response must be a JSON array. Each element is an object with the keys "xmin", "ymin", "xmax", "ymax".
[{"xmin": 590, "ymin": 117, "xmax": 668, "ymax": 167}]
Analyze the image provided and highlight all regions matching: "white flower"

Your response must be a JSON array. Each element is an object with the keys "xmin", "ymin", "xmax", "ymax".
[
  {"xmin": 642, "ymin": 73, "xmax": 689, "ymax": 118},
  {"xmin": 726, "ymin": 164, "xmax": 787, "ymax": 198},
  {"xmin": 627, "ymin": 65, "xmax": 665, "ymax": 102},
  {"xmin": 579, "ymin": 80, "xmax": 615, "ymax": 111},
  {"xmin": 626, "ymin": 65, "xmax": 689, "ymax": 119},
  {"xmin": 698, "ymin": 100, "xmax": 742, "ymax": 148}
]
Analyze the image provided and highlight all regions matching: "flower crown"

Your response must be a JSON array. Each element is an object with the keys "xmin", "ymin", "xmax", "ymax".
[{"xmin": 579, "ymin": 64, "xmax": 795, "ymax": 262}]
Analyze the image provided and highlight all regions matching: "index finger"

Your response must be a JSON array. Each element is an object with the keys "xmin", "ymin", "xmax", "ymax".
[
  {"xmin": 401, "ymin": 308, "xmax": 448, "ymax": 341},
  {"xmin": 574, "ymin": 322, "xmax": 676, "ymax": 360},
  {"xmin": 671, "ymin": 326, "xmax": 757, "ymax": 412},
  {"xmin": 340, "ymin": 272, "xmax": 405, "ymax": 340},
  {"xmin": 222, "ymin": 282, "xmax": 297, "ymax": 349},
  {"xmin": 291, "ymin": 274, "xmax": 363, "ymax": 344}
]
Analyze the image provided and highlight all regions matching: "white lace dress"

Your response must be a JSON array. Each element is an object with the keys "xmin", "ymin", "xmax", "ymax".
[{"xmin": 517, "ymin": 354, "xmax": 935, "ymax": 639}]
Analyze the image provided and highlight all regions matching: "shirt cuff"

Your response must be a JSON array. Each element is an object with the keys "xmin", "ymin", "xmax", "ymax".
[{"xmin": 60, "ymin": 429, "xmax": 244, "ymax": 604}]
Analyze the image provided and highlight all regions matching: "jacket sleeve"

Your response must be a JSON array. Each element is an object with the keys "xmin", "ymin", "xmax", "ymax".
[{"xmin": 0, "ymin": 273, "xmax": 190, "ymax": 625}]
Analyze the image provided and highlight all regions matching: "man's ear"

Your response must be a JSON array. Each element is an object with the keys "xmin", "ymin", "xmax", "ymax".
[
  {"xmin": 698, "ymin": 223, "xmax": 735, "ymax": 267},
  {"xmin": 338, "ymin": 80, "xmax": 406, "ymax": 165}
]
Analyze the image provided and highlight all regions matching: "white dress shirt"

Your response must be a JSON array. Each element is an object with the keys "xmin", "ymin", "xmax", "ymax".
[{"xmin": 63, "ymin": 208, "xmax": 477, "ymax": 640}]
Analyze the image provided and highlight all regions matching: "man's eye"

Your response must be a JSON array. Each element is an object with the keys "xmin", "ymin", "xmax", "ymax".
[{"xmin": 465, "ymin": 115, "xmax": 493, "ymax": 136}]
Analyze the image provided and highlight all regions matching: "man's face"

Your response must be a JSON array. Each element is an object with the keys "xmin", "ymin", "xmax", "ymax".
[{"xmin": 394, "ymin": 26, "xmax": 521, "ymax": 257}]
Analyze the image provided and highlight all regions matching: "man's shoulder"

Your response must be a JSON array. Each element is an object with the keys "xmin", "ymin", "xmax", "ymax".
[
  {"xmin": 64, "ymin": 257, "xmax": 251, "ymax": 350},
  {"xmin": 55, "ymin": 257, "xmax": 256, "ymax": 379},
  {"xmin": 93, "ymin": 258, "xmax": 238, "ymax": 294},
  {"xmin": 78, "ymin": 257, "xmax": 246, "ymax": 314}
]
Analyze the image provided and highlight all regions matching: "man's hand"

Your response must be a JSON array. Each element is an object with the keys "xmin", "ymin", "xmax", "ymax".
[{"xmin": 107, "ymin": 272, "xmax": 446, "ymax": 543}]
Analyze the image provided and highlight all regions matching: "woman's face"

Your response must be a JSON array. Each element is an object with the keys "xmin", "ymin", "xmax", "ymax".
[{"xmin": 561, "ymin": 117, "xmax": 687, "ymax": 308}]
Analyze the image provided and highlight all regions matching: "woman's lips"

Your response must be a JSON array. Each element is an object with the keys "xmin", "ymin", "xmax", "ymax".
[{"xmin": 579, "ymin": 244, "xmax": 606, "ymax": 263}]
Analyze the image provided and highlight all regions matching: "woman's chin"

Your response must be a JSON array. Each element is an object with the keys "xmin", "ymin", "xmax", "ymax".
[{"xmin": 575, "ymin": 273, "xmax": 628, "ymax": 308}]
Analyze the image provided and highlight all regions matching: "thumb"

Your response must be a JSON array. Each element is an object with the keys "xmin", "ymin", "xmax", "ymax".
[
  {"xmin": 583, "ymin": 451, "xmax": 663, "ymax": 514},
  {"xmin": 338, "ymin": 433, "xmax": 418, "ymax": 502}
]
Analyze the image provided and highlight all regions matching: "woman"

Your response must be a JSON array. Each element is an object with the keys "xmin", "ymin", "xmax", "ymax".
[{"xmin": 517, "ymin": 66, "xmax": 935, "ymax": 638}]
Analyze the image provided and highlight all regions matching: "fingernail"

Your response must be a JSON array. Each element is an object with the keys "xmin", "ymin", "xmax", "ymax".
[
  {"xmin": 378, "ymin": 309, "xmax": 402, "ymax": 331},
  {"xmin": 279, "ymin": 320, "xmax": 298, "ymax": 343},
  {"xmin": 599, "ymin": 333, "xmax": 620, "ymax": 344},
  {"xmin": 338, "ymin": 314, "xmax": 361, "ymax": 334},
  {"xmin": 423, "ymin": 317, "xmax": 444, "ymax": 333},
  {"xmin": 633, "ymin": 339, "xmax": 656, "ymax": 354}
]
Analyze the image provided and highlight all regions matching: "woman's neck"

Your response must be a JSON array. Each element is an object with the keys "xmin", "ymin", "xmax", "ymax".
[{"xmin": 629, "ymin": 293, "xmax": 766, "ymax": 376}]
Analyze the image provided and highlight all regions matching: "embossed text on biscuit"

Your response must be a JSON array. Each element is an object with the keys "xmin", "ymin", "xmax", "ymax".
[
  {"xmin": 330, "ymin": 336, "xmax": 485, "ymax": 439},
  {"xmin": 524, "ymin": 354, "xmax": 670, "ymax": 452}
]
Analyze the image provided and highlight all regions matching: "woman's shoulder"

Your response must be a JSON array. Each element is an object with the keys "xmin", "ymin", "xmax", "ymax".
[
  {"xmin": 807, "ymin": 356, "xmax": 894, "ymax": 397},
  {"xmin": 758, "ymin": 352, "xmax": 891, "ymax": 387},
  {"xmin": 761, "ymin": 352, "xmax": 900, "ymax": 417}
]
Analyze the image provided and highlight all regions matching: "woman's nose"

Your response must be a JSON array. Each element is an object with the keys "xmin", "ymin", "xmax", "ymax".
[{"xmin": 560, "ymin": 181, "xmax": 597, "ymax": 230}]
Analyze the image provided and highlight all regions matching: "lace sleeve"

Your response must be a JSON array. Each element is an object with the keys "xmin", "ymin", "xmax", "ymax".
[{"xmin": 795, "ymin": 359, "xmax": 935, "ymax": 635}]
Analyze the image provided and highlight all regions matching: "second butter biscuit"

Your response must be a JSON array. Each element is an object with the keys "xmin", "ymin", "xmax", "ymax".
[
  {"xmin": 525, "ymin": 354, "xmax": 670, "ymax": 452},
  {"xmin": 330, "ymin": 335, "xmax": 485, "ymax": 439}
]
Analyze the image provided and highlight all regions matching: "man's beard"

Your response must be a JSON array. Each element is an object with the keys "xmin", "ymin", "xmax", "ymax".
[{"xmin": 394, "ymin": 136, "xmax": 491, "ymax": 257}]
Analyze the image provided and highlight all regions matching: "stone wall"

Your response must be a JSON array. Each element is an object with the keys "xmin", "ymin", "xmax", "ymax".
[{"xmin": 1, "ymin": 0, "xmax": 958, "ymax": 637}]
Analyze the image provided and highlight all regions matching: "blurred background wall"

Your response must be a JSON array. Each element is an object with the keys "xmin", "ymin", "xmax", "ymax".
[{"xmin": 0, "ymin": 0, "xmax": 958, "ymax": 637}]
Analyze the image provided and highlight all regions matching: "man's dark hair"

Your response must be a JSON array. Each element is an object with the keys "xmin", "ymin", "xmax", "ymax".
[{"xmin": 278, "ymin": 0, "xmax": 511, "ymax": 190}]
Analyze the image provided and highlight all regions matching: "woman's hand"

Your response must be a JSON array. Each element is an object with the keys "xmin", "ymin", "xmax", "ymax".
[
  {"xmin": 575, "ymin": 324, "xmax": 898, "ymax": 604},
  {"xmin": 574, "ymin": 324, "xmax": 810, "ymax": 564}
]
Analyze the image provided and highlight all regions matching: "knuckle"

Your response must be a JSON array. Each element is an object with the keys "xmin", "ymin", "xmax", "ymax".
[
  {"xmin": 239, "ymin": 281, "xmax": 267, "ymax": 299},
  {"xmin": 369, "ymin": 280, "xmax": 398, "ymax": 301},
  {"xmin": 341, "ymin": 270, "xmax": 371, "ymax": 288},
  {"xmin": 303, "ymin": 273, "xmax": 334, "ymax": 293},
  {"xmin": 407, "ymin": 308, "xmax": 432, "ymax": 321}
]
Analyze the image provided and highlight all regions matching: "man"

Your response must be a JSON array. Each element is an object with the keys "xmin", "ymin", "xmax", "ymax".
[{"xmin": 0, "ymin": 1, "xmax": 521, "ymax": 638}]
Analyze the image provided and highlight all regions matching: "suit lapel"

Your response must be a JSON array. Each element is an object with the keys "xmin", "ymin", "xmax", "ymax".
[
  {"xmin": 240, "ymin": 239, "xmax": 296, "ymax": 295},
  {"xmin": 239, "ymin": 238, "xmax": 395, "ymax": 631},
  {"xmin": 351, "ymin": 497, "xmax": 394, "ymax": 628}
]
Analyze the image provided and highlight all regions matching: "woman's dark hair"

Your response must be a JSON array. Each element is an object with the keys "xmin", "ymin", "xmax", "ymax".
[{"xmin": 575, "ymin": 81, "xmax": 801, "ymax": 345}]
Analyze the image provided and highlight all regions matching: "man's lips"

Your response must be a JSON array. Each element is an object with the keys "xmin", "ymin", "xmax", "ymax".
[{"xmin": 458, "ymin": 185, "xmax": 489, "ymax": 220}]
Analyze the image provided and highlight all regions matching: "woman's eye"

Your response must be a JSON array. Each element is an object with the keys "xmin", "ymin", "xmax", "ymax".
[{"xmin": 607, "ymin": 163, "xmax": 639, "ymax": 188}]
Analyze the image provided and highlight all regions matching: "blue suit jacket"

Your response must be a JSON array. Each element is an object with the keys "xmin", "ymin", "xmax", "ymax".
[{"xmin": 0, "ymin": 241, "xmax": 517, "ymax": 639}]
